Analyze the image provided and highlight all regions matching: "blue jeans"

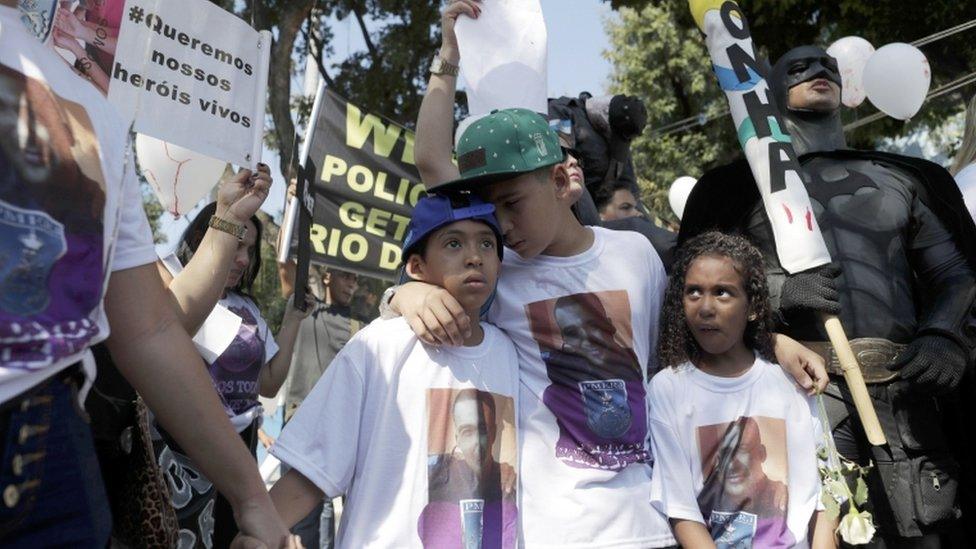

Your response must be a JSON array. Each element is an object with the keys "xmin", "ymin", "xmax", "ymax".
[{"xmin": 0, "ymin": 368, "xmax": 112, "ymax": 547}]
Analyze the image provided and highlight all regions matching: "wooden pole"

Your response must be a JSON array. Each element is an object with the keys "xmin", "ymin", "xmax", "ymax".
[{"xmin": 822, "ymin": 314, "xmax": 887, "ymax": 446}]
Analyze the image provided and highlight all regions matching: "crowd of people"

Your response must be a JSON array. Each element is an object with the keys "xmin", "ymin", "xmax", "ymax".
[{"xmin": 3, "ymin": 0, "xmax": 976, "ymax": 547}]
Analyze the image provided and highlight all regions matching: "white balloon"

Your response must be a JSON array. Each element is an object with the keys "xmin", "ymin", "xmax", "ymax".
[
  {"xmin": 863, "ymin": 43, "xmax": 930, "ymax": 120},
  {"xmin": 826, "ymin": 36, "xmax": 875, "ymax": 108},
  {"xmin": 135, "ymin": 134, "xmax": 228, "ymax": 217},
  {"xmin": 669, "ymin": 176, "xmax": 697, "ymax": 220}
]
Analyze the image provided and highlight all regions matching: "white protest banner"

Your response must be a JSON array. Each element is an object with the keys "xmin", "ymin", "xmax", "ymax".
[
  {"xmin": 455, "ymin": 0, "xmax": 547, "ymax": 115},
  {"xmin": 110, "ymin": 0, "xmax": 271, "ymax": 167},
  {"xmin": 689, "ymin": 0, "xmax": 830, "ymax": 274}
]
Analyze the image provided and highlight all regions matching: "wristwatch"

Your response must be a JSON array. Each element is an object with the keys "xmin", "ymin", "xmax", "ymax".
[
  {"xmin": 430, "ymin": 56, "xmax": 460, "ymax": 77},
  {"xmin": 208, "ymin": 216, "xmax": 247, "ymax": 241}
]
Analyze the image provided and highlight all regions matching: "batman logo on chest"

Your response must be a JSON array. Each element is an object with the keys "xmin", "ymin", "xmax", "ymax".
[
  {"xmin": 802, "ymin": 164, "xmax": 879, "ymax": 206},
  {"xmin": 801, "ymin": 162, "xmax": 908, "ymax": 234}
]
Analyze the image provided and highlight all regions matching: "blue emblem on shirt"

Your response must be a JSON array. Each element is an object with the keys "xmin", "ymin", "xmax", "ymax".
[
  {"xmin": 0, "ymin": 200, "xmax": 67, "ymax": 315},
  {"xmin": 579, "ymin": 379, "xmax": 631, "ymax": 439},
  {"xmin": 710, "ymin": 510, "xmax": 758, "ymax": 549}
]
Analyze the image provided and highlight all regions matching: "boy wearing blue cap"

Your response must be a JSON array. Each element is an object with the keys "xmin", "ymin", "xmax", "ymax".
[
  {"xmin": 268, "ymin": 194, "xmax": 520, "ymax": 548},
  {"xmin": 382, "ymin": 3, "xmax": 830, "ymax": 547}
]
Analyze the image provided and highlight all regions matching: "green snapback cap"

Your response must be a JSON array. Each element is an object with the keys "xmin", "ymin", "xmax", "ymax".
[{"xmin": 437, "ymin": 108, "xmax": 564, "ymax": 191}]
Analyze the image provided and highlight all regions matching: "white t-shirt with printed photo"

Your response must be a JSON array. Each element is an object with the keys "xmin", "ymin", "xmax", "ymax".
[
  {"xmin": 0, "ymin": 6, "xmax": 156, "ymax": 403},
  {"xmin": 272, "ymin": 317, "xmax": 521, "ymax": 549},
  {"xmin": 487, "ymin": 226, "xmax": 674, "ymax": 549},
  {"xmin": 649, "ymin": 356, "xmax": 825, "ymax": 548}
]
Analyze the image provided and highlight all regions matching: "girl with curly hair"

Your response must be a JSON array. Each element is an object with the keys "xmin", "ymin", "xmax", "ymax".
[{"xmin": 649, "ymin": 232, "xmax": 836, "ymax": 548}]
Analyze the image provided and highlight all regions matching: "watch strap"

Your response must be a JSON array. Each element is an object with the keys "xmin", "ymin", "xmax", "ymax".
[
  {"xmin": 208, "ymin": 216, "xmax": 246, "ymax": 241},
  {"xmin": 431, "ymin": 56, "xmax": 460, "ymax": 77}
]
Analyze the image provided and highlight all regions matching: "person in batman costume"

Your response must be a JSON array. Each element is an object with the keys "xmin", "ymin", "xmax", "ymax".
[{"xmin": 679, "ymin": 45, "xmax": 976, "ymax": 547}]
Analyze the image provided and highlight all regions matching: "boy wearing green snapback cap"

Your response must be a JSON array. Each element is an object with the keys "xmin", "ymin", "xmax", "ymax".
[
  {"xmin": 385, "ymin": 2, "xmax": 829, "ymax": 548},
  {"xmin": 268, "ymin": 194, "xmax": 521, "ymax": 548},
  {"xmin": 408, "ymin": 115, "xmax": 676, "ymax": 547}
]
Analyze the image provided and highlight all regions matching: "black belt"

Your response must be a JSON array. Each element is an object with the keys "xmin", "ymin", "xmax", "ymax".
[{"xmin": 800, "ymin": 338, "xmax": 905, "ymax": 384}]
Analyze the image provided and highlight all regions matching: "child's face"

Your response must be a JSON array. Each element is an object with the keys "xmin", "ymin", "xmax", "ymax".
[
  {"xmin": 482, "ymin": 168, "xmax": 567, "ymax": 259},
  {"xmin": 408, "ymin": 220, "xmax": 500, "ymax": 315},
  {"xmin": 683, "ymin": 255, "xmax": 752, "ymax": 359}
]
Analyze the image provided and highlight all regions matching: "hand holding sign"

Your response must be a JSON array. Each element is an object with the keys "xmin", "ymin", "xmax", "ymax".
[
  {"xmin": 441, "ymin": 0, "xmax": 482, "ymax": 51},
  {"xmin": 216, "ymin": 163, "xmax": 272, "ymax": 225}
]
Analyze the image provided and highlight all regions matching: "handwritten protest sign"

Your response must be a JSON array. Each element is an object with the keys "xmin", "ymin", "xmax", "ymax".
[
  {"xmin": 110, "ymin": 0, "xmax": 271, "ymax": 167},
  {"xmin": 282, "ymin": 88, "xmax": 426, "ymax": 281}
]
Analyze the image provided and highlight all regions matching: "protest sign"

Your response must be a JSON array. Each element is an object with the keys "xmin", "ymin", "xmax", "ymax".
[
  {"xmin": 111, "ymin": 0, "xmax": 271, "ymax": 167},
  {"xmin": 282, "ymin": 87, "xmax": 426, "ymax": 281},
  {"xmin": 690, "ymin": 0, "xmax": 830, "ymax": 274},
  {"xmin": 21, "ymin": 0, "xmax": 271, "ymax": 169},
  {"xmin": 455, "ymin": 0, "xmax": 548, "ymax": 115}
]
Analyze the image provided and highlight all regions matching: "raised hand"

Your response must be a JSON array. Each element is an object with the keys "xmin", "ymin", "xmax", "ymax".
[
  {"xmin": 441, "ymin": 0, "xmax": 481, "ymax": 51},
  {"xmin": 217, "ymin": 163, "xmax": 272, "ymax": 224}
]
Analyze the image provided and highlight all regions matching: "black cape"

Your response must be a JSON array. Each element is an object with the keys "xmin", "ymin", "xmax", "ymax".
[{"xmin": 678, "ymin": 150, "xmax": 976, "ymax": 273}]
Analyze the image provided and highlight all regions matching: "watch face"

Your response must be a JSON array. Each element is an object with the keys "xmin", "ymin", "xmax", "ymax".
[{"xmin": 432, "ymin": 58, "xmax": 444, "ymax": 72}]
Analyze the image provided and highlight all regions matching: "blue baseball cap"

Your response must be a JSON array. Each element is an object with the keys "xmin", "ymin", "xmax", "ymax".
[{"xmin": 401, "ymin": 194, "xmax": 504, "ymax": 262}]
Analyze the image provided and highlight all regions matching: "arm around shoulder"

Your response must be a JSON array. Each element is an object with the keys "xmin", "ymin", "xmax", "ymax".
[{"xmin": 671, "ymin": 519, "xmax": 717, "ymax": 549}]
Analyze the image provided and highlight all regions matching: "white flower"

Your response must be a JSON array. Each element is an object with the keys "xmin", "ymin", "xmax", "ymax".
[{"xmin": 838, "ymin": 508, "xmax": 876, "ymax": 545}]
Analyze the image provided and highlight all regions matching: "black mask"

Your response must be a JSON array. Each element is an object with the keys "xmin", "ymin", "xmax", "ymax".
[{"xmin": 769, "ymin": 45, "xmax": 847, "ymax": 155}]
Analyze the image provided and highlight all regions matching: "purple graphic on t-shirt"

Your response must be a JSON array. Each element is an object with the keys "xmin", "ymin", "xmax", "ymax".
[
  {"xmin": 528, "ymin": 292, "xmax": 649, "ymax": 471},
  {"xmin": 419, "ymin": 456, "xmax": 517, "ymax": 548},
  {"xmin": 0, "ymin": 63, "xmax": 108, "ymax": 370},
  {"xmin": 208, "ymin": 299, "xmax": 266, "ymax": 416}
]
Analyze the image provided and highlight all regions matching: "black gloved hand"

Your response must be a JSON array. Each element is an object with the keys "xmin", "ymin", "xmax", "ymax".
[
  {"xmin": 779, "ymin": 264, "xmax": 842, "ymax": 315},
  {"xmin": 888, "ymin": 335, "xmax": 967, "ymax": 395}
]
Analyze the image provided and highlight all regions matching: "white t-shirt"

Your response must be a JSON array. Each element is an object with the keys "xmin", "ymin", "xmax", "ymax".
[
  {"xmin": 649, "ymin": 357, "xmax": 825, "ymax": 548},
  {"xmin": 0, "ymin": 6, "xmax": 156, "ymax": 403},
  {"xmin": 207, "ymin": 292, "xmax": 278, "ymax": 430},
  {"xmin": 272, "ymin": 317, "xmax": 521, "ymax": 549},
  {"xmin": 487, "ymin": 226, "xmax": 674, "ymax": 548},
  {"xmin": 954, "ymin": 163, "xmax": 976, "ymax": 222}
]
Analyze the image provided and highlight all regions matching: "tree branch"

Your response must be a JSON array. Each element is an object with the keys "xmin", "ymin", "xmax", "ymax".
[
  {"xmin": 302, "ymin": 16, "xmax": 335, "ymax": 88},
  {"xmin": 351, "ymin": 5, "xmax": 380, "ymax": 63}
]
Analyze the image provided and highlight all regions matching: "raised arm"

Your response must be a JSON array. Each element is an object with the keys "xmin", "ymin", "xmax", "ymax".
[
  {"xmin": 259, "ymin": 294, "xmax": 314, "ymax": 398},
  {"xmin": 104, "ymin": 263, "xmax": 289, "ymax": 547},
  {"xmin": 415, "ymin": 0, "xmax": 480, "ymax": 187},
  {"xmin": 164, "ymin": 166, "xmax": 271, "ymax": 334}
]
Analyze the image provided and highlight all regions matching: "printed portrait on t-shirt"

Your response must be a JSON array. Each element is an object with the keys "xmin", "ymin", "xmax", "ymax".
[
  {"xmin": 0, "ymin": 63, "xmax": 107, "ymax": 370},
  {"xmin": 207, "ymin": 302, "xmax": 266, "ymax": 416},
  {"xmin": 419, "ymin": 388, "xmax": 518, "ymax": 549},
  {"xmin": 697, "ymin": 416, "xmax": 794, "ymax": 548},
  {"xmin": 525, "ymin": 290, "xmax": 649, "ymax": 471}
]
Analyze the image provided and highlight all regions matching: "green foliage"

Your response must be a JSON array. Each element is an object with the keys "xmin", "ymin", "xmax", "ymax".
[
  {"xmin": 607, "ymin": 0, "xmax": 976, "ymax": 220},
  {"xmin": 209, "ymin": 0, "xmax": 443, "ymax": 174},
  {"xmin": 251, "ymin": 212, "xmax": 287, "ymax": 334},
  {"xmin": 605, "ymin": 3, "xmax": 737, "ymax": 222}
]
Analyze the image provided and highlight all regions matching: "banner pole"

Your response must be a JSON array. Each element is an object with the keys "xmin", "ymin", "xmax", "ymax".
[{"xmin": 249, "ymin": 30, "xmax": 273, "ymax": 170}]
